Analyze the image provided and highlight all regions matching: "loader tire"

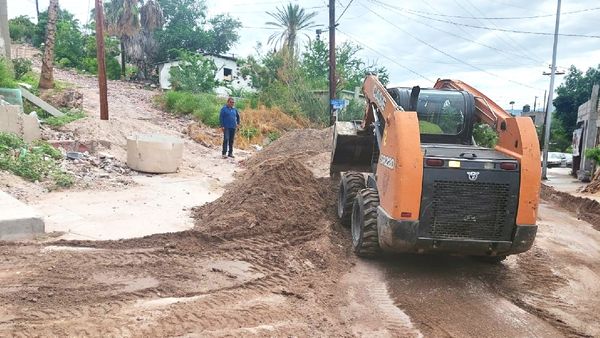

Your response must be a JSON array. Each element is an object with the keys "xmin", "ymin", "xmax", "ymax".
[
  {"xmin": 351, "ymin": 188, "xmax": 381, "ymax": 258},
  {"xmin": 338, "ymin": 172, "xmax": 366, "ymax": 227}
]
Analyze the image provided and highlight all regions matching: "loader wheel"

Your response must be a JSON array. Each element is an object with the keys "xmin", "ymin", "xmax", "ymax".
[
  {"xmin": 351, "ymin": 188, "xmax": 381, "ymax": 258},
  {"xmin": 337, "ymin": 172, "xmax": 366, "ymax": 227}
]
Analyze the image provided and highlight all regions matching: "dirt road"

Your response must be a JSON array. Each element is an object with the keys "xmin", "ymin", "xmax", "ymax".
[
  {"xmin": 1, "ymin": 52, "xmax": 599, "ymax": 336},
  {"xmin": 1, "ymin": 152, "xmax": 599, "ymax": 337}
]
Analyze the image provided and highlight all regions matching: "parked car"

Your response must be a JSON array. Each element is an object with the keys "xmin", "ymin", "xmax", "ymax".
[
  {"xmin": 542, "ymin": 152, "xmax": 567, "ymax": 168},
  {"xmin": 561, "ymin": 153, "xmax": 573, "ymax": 167}
]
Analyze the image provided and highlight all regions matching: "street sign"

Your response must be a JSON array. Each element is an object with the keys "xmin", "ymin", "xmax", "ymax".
[{"xmin": 331, "ymin": 99, "xmax": 347, "ymax": 109}]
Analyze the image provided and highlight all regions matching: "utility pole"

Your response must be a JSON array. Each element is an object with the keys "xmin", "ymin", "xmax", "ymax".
[
  {"xmin": 541, "ymin": 0, "xmax": 561, "ymax": 180},
  {"xmin": 95, "ymin": 0, "xmax": 109, "ymax": 120},
  {"xmin": 35, "ymin": 0, "xmax": 40, "ymax": 20},
  {"xmin": 328, "ymin": 0, "xmax": 336, "ymax": 126},
  {"xmin": 0, "ymin": 0, "xmax": 10, "ymax": 59}
]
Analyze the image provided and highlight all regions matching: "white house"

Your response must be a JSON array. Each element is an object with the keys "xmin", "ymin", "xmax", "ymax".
[{"xmin": 157, "ymin": 54, "xmax": 253, "ymax": 96}]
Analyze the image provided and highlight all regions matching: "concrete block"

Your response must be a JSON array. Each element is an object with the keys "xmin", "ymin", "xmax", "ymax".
[
  {"xmin": 0, "ymin": 190, "xmax": 45, "ymax": 241},
  {"xmin": 0, "ymin": 105, "xmax": 41, "ymax": 142},
  {"xmin": 127, "ymin": 134, "xmax": 184, "ymax": 173}
]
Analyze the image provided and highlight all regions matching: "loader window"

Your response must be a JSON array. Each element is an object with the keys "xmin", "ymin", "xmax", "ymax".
[{"xmin": 417, "ymin": 91, "xmax": 466, "ymax": 135}]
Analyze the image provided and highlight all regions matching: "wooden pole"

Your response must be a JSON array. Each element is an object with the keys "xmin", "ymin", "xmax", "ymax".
[
  {"xmin": 328, "ymin": 0, "xmax": 336, "ymax": 126},
  {"xmin": 95, "ymin": 0, "xmax": 109, "ymax": 120}
]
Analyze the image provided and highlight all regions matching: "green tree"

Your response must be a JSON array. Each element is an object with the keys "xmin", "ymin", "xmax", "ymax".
[
  {"xmin": 33, "ymin": 8, "xmax": 77, "ymax": 48},
  {"xmin": 554, "ymin": 64, "xmax": 600, "ymax": 136},
  {"xmin": 265, "ymin": 3, "xmax": 318, "ymax": 56},
  {"xmin": 53, "ymin": 18, "xmax": 85, "ymax": 68},
  {"xmin": 301, "ymin": 39, "xmax": 390, "ymax": 91},
  {"xmin": 156, "ymin": 0, "xmax": 240, "ymax": 60},
  {"xmin": 8, "ymin": 15, "xmax": 35, "ymax": 43},
  {"xmin": 104, "ymin": 0, "xmax": 141, "ymax": 77}
]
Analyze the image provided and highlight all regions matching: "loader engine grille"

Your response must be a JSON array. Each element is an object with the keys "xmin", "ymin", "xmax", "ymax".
[{"xmin": 428, "ymin": 180, "xmax": 511, "ymax": 241}]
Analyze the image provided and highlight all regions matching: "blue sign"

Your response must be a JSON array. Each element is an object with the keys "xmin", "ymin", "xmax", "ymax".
[{"xmin": 331, "ymin": 99, "xmax": 347, "ymax": 109}]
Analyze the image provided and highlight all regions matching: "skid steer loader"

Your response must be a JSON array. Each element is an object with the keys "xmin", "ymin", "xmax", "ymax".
[{"xmin": 332, "ymin": 75, "xmax": 541, "ymax": 262}]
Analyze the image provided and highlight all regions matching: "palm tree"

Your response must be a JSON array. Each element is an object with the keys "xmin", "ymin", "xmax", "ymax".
[
  {"xmin": 39, "ymin": 0, "xmax": 58, "ymax": 89},
  {"xmin": 105, "ymin": 0, "xmax": 141, "ymax": 77},
  {"xmin": 266, "ymin": 3, "xmax": 318, "ymax": 56},
  {"xmin": 0, "ymin": 0, "xmax": 10, "ymax": 58}
]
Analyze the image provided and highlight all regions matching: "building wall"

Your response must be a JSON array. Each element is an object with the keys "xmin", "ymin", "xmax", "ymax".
[
  {"xmin": 158, "ymin": 55, "xmax": 252, "ymax": 96},
  {"xmin": 575, "ymin": 84, "xmax": 600, "ymax": 181}
]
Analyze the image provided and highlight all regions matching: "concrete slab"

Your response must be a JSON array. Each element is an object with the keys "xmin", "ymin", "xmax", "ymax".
[
  {"xmin": 0, "ymin": 105, "xmax": 41, "ymax": 143},
  {"xmin": 33, "ymin": 174, "xmax": 222, "ymax": 241},
  {"xmin": 0, "ymin": 190, "xmax": 45, "ymax": 240}
]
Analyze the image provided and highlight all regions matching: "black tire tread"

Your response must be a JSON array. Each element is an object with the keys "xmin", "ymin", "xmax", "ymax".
[
  {"xmin": 353, "ymin": 189, "xmax": 381, "ymax": 258},
  {"xmin": 338, "ymin": 172, "xmax": 366, "ymax": 226}
]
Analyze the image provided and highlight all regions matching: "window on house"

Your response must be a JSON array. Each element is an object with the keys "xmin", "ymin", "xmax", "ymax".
[{"xmin": 223, "ymin": 68, "xmax": 232, "ymax": 81}]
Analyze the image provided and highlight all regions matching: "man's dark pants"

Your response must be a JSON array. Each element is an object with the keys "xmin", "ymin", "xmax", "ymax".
[{"xmin": 222, "ymin": 128, "xmax": 236, "ymax": 156}]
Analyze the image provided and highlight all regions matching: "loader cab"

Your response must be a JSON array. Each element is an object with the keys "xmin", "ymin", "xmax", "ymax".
[{"xmin": 387, "ymin": 87, "xmax": 475, "ymax": 145}]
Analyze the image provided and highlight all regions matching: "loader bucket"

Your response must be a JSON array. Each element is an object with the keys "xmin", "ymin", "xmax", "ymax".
[{"xmin": 330, "ymin": 121, "xmax": 375, "ymax": 175}]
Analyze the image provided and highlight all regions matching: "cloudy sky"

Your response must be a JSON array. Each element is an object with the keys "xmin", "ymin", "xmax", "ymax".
[{"xmin": 8, "ymin": 0, "xmax": 600, "ymax": 111}]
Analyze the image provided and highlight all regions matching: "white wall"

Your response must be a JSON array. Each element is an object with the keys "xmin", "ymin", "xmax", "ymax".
[{"xmin": 158, "ymin": 55, "xmax": 253, "ymax": 96}]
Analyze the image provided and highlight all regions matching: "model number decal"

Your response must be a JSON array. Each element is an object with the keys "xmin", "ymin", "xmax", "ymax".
[
  {"xmin": 373, "ymin": 87, "xmax": 387, "ymax": 110},
  {"xmin": 379, "ymin": 154, "xmax": 396, "ymax": 169}
]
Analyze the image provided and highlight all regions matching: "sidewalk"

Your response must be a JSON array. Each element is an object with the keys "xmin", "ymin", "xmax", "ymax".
[
  {"xmin": 0, "ymin": 190, "xmax": 44, "ymax": 240},
  {"xmin": 544, "ymin": 167, "xmax": 600, "ymax": 202}
]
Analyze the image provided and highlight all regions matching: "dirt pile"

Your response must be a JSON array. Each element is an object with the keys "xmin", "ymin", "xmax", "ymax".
[
  {"xmin": 244, "ymin": 128, "xmax": 332, "ymax": 167},
  {"xmin": 541, "ymin": 184, "xmax": 600, "ymax": 230},
  {"xmin": 192, "ymin": 157, "xmax": 332, "ymax": 239}
]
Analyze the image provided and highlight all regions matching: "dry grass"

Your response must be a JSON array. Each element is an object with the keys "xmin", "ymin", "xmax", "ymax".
[{"xmin": 187, "ymin": 106, "xmax": 311, "ymax": 150}]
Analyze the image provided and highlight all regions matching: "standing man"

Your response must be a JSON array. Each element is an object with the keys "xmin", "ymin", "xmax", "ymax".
[{"xmin": 219, "ymin": 97, "xmax": 240, "ymax": 158}]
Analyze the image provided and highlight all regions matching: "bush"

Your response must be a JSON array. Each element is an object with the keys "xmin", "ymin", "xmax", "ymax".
[
  {"xmin": 239, "ymin": 126, "xmax": 259, "ymax": 139},
  {"xmin": 44, "ymin": 110, "xmax": 86, "ymax": 127},
  {"xmin": 9, "ymin": 15, "xmax": 35, "ymax": 43},
  {"xmin": 585, "ymin": 147, "xmax": 600, "ymax": 164},
  {"xmin": 473, "ymin": 123, "xmax": 498, "ymax": 148},
  {"xmin": 0, "ymin": 133, "xmax": 73, "ymax": 187},
  {"xmin": 169, "ymin": 51, "xmax": 218, "ymax": 93},
  {"xmin": 163, "ymin": 91, "xmax": 222, "ymax": 127},
  {"xmin": 0, "ymin": 58, "xmax": 16, "ymax": 88},
  {"xmin": 12, "ymin": 58, "xmax": 32, "ymax": 80}
]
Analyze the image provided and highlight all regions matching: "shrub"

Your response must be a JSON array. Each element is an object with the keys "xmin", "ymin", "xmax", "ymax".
[
  {"xmin": 473, "ymin": 123, "xmax": 499, "ymax": 148},
  {"xmin": 44, "ymin": 110, "xmax": 86, "ymax": 127},
  {"xmin": 169, "ymin": 51, "xmax": 218, "ymax": 93},
  {"xmin": 9, "ymin": 15, "xmax": 35, "ymax": 43},
  {"xmin": 239, "ymin": 126, "xmax": 259, "ymax": 139},
  {"xmin": 585, "ymin": 147, "xmax": 600, "ymax": 164},
  {"xmin": 0, "ymin": 132, "xmax": 73, "ymax": 187},
  {"xmin": 0, "ymin": 58, "xmax": 16, "ymax": 88},
  {"xmin": 12, "ymin": 58, "xmax": 32, "ymax": 80}
]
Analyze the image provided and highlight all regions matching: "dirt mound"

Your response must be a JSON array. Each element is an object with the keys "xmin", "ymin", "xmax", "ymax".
[
  {"xmin": 244, "ymin": 128, "xmax": 332, "ymax": 167},
  {"xmin": 541, "ymin": 184, "xmax": 600, "ymax": 230},
  {"xmin": 192, "ymin": 157, "xmax": 333, "ymax": 239}
]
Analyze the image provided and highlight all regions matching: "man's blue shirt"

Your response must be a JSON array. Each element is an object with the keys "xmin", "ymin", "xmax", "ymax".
[{"xmin": 219, "ymin": 106, "xmax": 240, "ymax": 129}]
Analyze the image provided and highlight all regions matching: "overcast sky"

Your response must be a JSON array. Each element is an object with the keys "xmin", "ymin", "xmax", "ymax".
[{"xmin": 8, "ymin": 0, "xmax": 600, "ymax": 111}]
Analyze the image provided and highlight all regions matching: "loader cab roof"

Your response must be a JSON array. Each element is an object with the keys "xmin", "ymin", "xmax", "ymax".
[{"xmin": 387, "ymin": 86, "xmax": 475, "ymax": 145}]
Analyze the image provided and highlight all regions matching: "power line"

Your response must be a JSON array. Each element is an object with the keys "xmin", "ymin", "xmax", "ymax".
[
  {"xmin": 401, "ymin": 9, "xmax": 600, "ymax": 39},
  {"xmin": 372, "ymin": 0, "xmax": 542, "ymax": 67},
  {"xmin": 359, "ymin": 2, "xmax": 541, "ymax": 90},
  {"xmin": 336, "ymin": 0, "xmax": 355, "ymax": 23},
  {"xmin": 402, "ymin": 5, "xmax": 600, "ymax": 20},
  {"xmin": 336, "ymin": 28, "xmax": 434, "ymax": 82},
  {"xmin": 462, "ymin": 0, "xmax": 537, "ymax": 64}
]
